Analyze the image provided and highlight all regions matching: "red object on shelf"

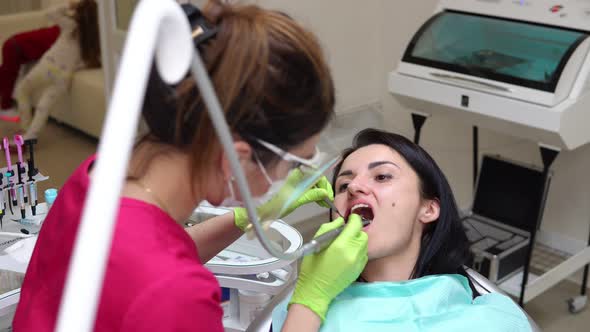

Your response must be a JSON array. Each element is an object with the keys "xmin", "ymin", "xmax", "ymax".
[{"xmin": 550, "ymin": 5, "xmax": 564, "ymax": 13}]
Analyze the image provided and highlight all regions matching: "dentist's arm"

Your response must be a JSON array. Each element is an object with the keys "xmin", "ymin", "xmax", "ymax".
[
  {"xmin": 186, "ymin": 172, "xmax": 333, "ymax": 263},
  {"xmin": 281, "ymin": 215, "xmax": 368, "ymax": 332},
  {"xmin": 185, "ymin": 211, "xmax": 242, "ymax": 263}
]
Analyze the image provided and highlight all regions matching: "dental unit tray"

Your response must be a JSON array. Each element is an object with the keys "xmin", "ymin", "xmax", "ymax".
[
  {"xmin": 191, "ymin": 205, "xmax": 301, "ymax": 294},
  {"xmin": 206, "ymin": 222, "xmax": 301, "ymax": 275}
]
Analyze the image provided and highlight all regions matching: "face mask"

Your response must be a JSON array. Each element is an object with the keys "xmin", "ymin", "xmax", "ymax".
[
  {"xmin": 218, "ymin": 177, "xmax": 286, "ymax": 209},
  {"xmin": 250, "ymin": 153, "xmax": 289, "ymax": 208},
  {"xmin": 218, "ymin": 155, "xmax": 288, "ymax": 208},
  {"xmin": 219, "ymin": 178, "xmax": 243, "ymax": 207},
  {"xmin": 251, "ymin": 178, "xmax": 286, "ymax": 207}
]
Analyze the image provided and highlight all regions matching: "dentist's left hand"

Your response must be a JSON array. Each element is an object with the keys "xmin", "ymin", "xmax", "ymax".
[{"xmin": 233, "ymin": 169, "xmax": 333, "ymax": 231}]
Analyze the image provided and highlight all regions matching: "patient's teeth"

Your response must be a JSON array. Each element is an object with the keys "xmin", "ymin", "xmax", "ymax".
[{"xmin": 351, "ymin": 203, "xmax": 370, "ymax": 213}]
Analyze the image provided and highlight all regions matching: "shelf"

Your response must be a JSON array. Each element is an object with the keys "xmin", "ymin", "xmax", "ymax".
[
  {"xmin": 531, "ymin": 243, "xmax": 572, "ymax": 273},
  {"xmin": 499, "ymin": 271, "xmax": 538, "ymax": 299},
  {"xmin": 499, "ymin": 242, "xmax": 590, "ymax": 303}
]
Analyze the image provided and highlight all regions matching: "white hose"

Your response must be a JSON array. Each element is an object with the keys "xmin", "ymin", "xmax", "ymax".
[{"xmin": 55, "ymin": 1, "xmax": 192, "ymax": 331}]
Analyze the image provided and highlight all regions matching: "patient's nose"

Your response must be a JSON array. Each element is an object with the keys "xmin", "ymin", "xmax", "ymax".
[{"xmin": 347, "ymin": 178, "xmax": 370, "ymax": 196}]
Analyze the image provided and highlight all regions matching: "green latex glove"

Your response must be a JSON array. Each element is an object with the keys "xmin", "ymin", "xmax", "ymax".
[
  {"xmin": 289, "ymin": 214, "xmax": 368, "ymax": 321},
  {"xmin": 234, "ymin": 169, "xmax": 334, "ymax": 232}
]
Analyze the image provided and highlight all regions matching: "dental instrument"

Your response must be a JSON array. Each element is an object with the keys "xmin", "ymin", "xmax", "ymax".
[
  {"xmin": 3, "ymin": 138, "xmax": 17, "ymax": 207},
  {"xmin": 322, "ymin": 196, "xmax": 343, "ymax": 218},
  {"xmin": 28, "ymin": 178, "xmax": 38, "ymax": 216},
  {"xmin": 322, "ymin": 197, "xmax": 372, "ymax": 227},
  {"xmin": 17, "ymin": 186, "xmax": 25, "ymax": 219},
  {"xmin": 322, "ymin": 197, "xmax": 372, "ymax": 226},
  {"xmin": 14, "ymin": 135, "xmax": 28, "ymax": 205},
  {"xmin": 0, "ymin": 174, "xmax": 4, "ymax": 229},
  {"xmin": 0, "ymin": 135, "xmax": 48, "ymax": 252},
  {"xmin": 299, "ymin": 197, "xmax": 371, "ymax": 255},
  {"xmin": 25, "ymin": 139, "xmax": 38, "ymax": 181},
  {"xmin": 26, "ymin": 139, "xmax": 39, "ymax": 216}
]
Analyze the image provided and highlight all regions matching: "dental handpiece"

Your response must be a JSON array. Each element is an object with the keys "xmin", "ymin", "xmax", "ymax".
[
  {"xmin": 303, "ymin": 216, "xmax": 370, "ymax": 256},
  {"xmin": 301, "ymin": 198, "xmax": 370, "ymax": 255}
]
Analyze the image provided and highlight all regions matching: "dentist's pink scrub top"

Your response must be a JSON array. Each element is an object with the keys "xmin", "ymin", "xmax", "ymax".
[{"xmin": 13, "ymin": 155, "xmax": 223, "ymax": 331}]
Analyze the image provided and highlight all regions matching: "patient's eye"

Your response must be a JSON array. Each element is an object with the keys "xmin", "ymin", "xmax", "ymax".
[
  {"xmin": 337, "ymin": 182, "xmax": 349, "ymax": 193},
  {"xmin": 375, "ymin": 174, "xmax": 393, "ymax": 182}
]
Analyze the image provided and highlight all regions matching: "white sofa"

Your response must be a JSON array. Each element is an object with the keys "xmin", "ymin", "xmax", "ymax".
[{"xmin": 0, "ymin": 9, "xmax": 106, "ymax": 138}]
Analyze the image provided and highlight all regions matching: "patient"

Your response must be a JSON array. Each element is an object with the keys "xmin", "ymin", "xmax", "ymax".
[{"xmin": 273, "ymin": 128, "xmax": 532, "ymax": 331}]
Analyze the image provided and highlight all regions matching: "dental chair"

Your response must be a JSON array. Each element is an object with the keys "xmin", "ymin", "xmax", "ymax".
[
  {"xmin": 245, "ymin": 267, "xmax": 541, "ymax": 332},
  {"xmin": 465, "ymin": 267, "xmax": 541, "ymax": 332}
]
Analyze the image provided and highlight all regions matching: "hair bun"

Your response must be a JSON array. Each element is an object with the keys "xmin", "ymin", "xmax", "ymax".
[{"xmin": 202, "ymin": 0, "xmax": 229, "ymax": 24}]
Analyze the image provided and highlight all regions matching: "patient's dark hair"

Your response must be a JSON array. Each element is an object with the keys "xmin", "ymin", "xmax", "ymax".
[{"xmin": 332, "ymin": 128, "xmax": 471, "ymax": 279}]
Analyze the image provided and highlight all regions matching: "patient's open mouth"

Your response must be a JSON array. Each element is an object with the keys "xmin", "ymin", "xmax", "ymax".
[{"xmin": 348, "ymin": 203, "xmax": 374, "ymax": 225}]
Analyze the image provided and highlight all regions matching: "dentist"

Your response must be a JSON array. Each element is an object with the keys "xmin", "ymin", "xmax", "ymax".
[{"xmin": 13, "ymin": 1, "xmax": 367, "ymax": 331}]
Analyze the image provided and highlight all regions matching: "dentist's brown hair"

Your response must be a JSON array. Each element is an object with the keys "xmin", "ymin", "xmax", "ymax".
[{"xmin": 140, "ymin": 0, "xmax": 335, "ymax": 196}]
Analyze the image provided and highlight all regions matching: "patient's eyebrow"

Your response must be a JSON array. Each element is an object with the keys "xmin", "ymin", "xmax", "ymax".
[
  {"xmin": 337, "ymin": 161, "xmax": 399, "ymax": 178},
  {"xmin": 368, "ymin": 161, "xmax": 400, "ymax": 170},
  {"xmin": 337, "ymin": 170, "xmax": 353, "ymax": 178}
]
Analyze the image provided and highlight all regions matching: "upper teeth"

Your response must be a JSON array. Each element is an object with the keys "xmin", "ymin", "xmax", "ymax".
[{"xmin": 351, "ymin": 204, "xmax": 370, "ymax": 213}]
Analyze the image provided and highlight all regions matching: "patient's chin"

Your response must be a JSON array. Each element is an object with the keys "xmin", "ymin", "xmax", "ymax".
[
  {"xmin": 366, "ymin": 247, "xmax": 382, "ymax": 260},
  {"xmin": 366, "ymin": 241, "xmax": 401, "ymax": 261}
]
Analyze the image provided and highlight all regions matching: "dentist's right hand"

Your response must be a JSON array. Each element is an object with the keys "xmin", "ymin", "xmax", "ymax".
[{"xmin": 289, "ymin": 214, "xmax": 368, "ymax": 321}]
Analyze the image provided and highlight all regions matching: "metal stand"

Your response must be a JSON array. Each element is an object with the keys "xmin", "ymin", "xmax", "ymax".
[
  {"xmin": 518, "ymin": 146, "xmax": 559, "ymax": 306},
  {"xmin": 582, "ymin": 230, "xmax": 590, "ymax": 296},
  {"xmin": 411, "ymin": 113, "xmax": 428, "ymax": 145},
  {"xmin": 412, "ymin": 115, "xmax": 589, "ymax": 310},
  {"xmin": 473, "ymin": 126, "xmax": 478, "ymax": 187},
  {"xmin": 567, "ymin": 222, "xmax": 590, "ymax": 313},
  {"xmin": 412, "ymin": 113, "xmax": 590, "ymax": 313}
]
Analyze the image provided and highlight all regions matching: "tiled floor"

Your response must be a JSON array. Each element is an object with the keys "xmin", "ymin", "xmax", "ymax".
[
  {"xmin": 524, "ymin": 279, "xmax": 590, "ymax": 331},
  {"xmin": 1, "ymin": 120, "xmax": 589, "ymax": 331}
]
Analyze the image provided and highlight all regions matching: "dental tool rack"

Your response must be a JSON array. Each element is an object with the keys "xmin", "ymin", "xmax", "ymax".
[{"xmin": 0, "ymin": 137, "xmax": 49, "ymax": 231}]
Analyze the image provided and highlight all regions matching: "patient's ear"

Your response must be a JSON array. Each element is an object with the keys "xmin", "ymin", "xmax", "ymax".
[{"xmin": 418, "ymin": 199, "xmax": 440, "ymax": 224}]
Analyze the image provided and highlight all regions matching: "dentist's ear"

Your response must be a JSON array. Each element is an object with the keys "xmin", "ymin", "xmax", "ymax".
[
  {"xmin": 419, "ymin": 198, "xmax": 440, "ymax": 224},
  {"xmin": 220, "ymin": 140, "xmax": 253, "ymax": 180}
]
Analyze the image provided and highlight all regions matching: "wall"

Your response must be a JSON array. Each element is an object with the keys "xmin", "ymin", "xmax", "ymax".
[
  {"xmin": 41, "ymin": 0, "xmax": 66, "ymax": 9},
  {"xmin": 255, "ymin": 0, "xmax": 382, "ymax": 112},
  {"xmin": 0, "ymin": 0, "xmax": 41, "ymax": 14}
]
